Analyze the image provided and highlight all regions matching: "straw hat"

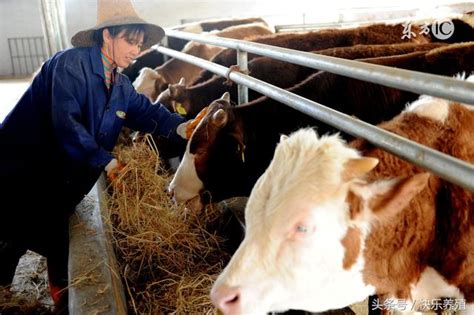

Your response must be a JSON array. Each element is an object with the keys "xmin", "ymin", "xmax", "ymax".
[{"xmin": 71, "ymin": 0, "xmax": 165, "ymax": 49}]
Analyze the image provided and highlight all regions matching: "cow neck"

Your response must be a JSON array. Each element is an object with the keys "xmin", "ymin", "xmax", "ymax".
[
  {"xmin": 188, "ymin": 77, "xmax": 231, "ymax": 113},
  {"xmin": 351, "ymin": 111, "xmax": 456, "ymax": 294},
  {"xmin": 158, "ymin": 57, "xmax": 190, "ymax": 84}
]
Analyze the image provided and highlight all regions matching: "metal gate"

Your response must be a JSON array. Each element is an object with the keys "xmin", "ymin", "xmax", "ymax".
[{"xmin": 8, "ymin": 37, "xmax": 47, "ymax": 76}]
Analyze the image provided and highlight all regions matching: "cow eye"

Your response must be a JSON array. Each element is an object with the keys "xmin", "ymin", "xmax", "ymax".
[
  {"xmin": 288, "ymin": 221, "xmax": 314, "ymax": 241},
  {"xmin": 296, "ymin": 225, "xmax": 308, "ymax": 233}
]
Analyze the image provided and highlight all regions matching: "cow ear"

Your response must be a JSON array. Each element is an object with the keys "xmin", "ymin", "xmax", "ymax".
[
  {"xmin": 221, "ymin": 92, "xmax": 231, "ymax": 102},
  {"xmin": 169, "ymin": 84, "xmax": 178, "ymax": 98},
  {"xmin": 342, "ymin": 157, "xmax": 379, "ymax": 182},
  {"xmin": 368, "ymin": 173, "xmax": 430, "ymax": 219},
  {"xmin": 178, "ymin": 77, "xmax": 186, "ymax": 85},
  {"xmin": 176, "ymin": 122, "xmax": 189, "ymax": 139},
  {"xmin": 212, "ymin": 108, "xmax": 228, "ymax": 127}
]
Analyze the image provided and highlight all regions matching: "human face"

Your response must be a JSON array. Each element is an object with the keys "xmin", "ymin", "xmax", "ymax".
[{"xmin": 103, "ymin": 29, "xmax": 144, "ymax": 68}]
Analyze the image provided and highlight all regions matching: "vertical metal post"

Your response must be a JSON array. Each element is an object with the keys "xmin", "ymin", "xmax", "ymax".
[
  {"xmin": 22, "ymin": 38, "xmax": 29, "ymax": 74},
  {"xmin": 8, "ymin": 39, "xmax": 15, "ymax": 76},
  {"xmin": 33, "ymin": 38, "xmax": 41, "ymax": 69},
  {"xmin": 27, "ymin": 38, "xmax": 34, "ymax": 73},
  {"xmin": 237, "ymin": 48, "xmax": 248, "ymax": 105}
]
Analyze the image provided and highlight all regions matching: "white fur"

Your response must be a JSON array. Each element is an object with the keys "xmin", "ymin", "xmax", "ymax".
[
  {"xmin": 168, "ymin": 146, "xmax": 203, "ymax": 203},
  {"xmin": 133, "ymin": 67, "xmax": 159, "ymax": 101},
  {"xmin": 404, "ymin": 95, "xmax": 450, "ymax": 122},
  {"xmin": 404, "ymin": 74, "xmax": 474, "ymax": 119},
  {"xmin": 410, "ymin": 267, "xmax": 464, "ymax": 301},
  {"xmin": 212, "ymin": 129, "xmax": 376, "ymax": 314},
  {"xmin": 169, "ymin": 113, "xmax": 212, "ymax": 203}
]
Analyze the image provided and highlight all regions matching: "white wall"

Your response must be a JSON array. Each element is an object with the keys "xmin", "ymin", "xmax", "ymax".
[
  {"xmin": 0, "ymin": 0, "xmax": 43, "ymax": 76},
  {"xmin": 0, "ymin": 0, "xmax": 470, "ymax": 76}
]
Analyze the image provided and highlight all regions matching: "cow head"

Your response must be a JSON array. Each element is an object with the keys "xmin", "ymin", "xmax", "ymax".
[
  {"xmin": 133, "ymin": 67, "xmax": 161, "ymax": 102},
  {"xmin": 168, "ymin": 92, "xmax": 247, "ymax": 208},
  {"xmin": 157, "ymin": 78, "xmax": 190, "ymax": 116},
  {"xmin": 211, "ymin": 128, "xmax": 430, "ymax": 315}
]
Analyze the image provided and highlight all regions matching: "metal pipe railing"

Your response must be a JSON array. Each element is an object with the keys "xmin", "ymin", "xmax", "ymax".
[
  {"xmin": 155, "ymin": 45, "xmax": 474, "ymax": 191},
  {"xmin": 165, "ymin": 29, "xmax": 474, "ymax": 105},
  {"xmin": 236, "ymin": 49, "xmax": 248, "ymax": 104}
]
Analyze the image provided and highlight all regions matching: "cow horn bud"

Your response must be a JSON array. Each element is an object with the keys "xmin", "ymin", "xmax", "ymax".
[{"xmin": 212, "ymin": 108, "xmax": 228, "ymax": 127}]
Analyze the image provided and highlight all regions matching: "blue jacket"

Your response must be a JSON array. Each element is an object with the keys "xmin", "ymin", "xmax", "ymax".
[{"xmin": 0, "ymin": 45, "xmax": 184, "ymax": 210}]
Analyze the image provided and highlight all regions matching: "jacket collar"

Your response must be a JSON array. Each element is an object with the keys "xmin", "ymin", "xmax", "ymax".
[
  {"xmin": 91, "ymin": 45, "xmax": 105, "ymax": 79},
  {"xmin": 90, "ymin": 45, "xmax": 124, "ymax": 86}
]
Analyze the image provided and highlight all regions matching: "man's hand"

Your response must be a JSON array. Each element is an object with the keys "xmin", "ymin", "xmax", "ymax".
[{"xmin": 105, "ymin": 158, "xmax": 125, "ymax": 181}]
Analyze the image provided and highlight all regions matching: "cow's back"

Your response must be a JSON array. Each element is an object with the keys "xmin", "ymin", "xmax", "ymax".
[{"xmin": 351, "ymin": 103, "xmax": 474, "ymax": 297}]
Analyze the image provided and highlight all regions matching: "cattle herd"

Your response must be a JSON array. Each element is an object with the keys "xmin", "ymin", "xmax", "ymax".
[{"xmin": 121, "ymin": 13, "xmax": 474, "ymax": 315}]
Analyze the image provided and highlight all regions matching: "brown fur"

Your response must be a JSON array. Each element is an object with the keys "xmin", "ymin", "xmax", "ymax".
[
  {"xmin": 341, "ymin": 227, "xmax": 362, "ymax": 270},
  {"xmin": 192, "ymin": 23, "xmax": 431, "ymax": 84},
  {"xmin": 182, "ymin": 42, "xmax": 474, "ymax": 205},
  {"xmin": 350, "ymin": 104, "xmax": 474, "ymax": 301},
  {"xmin": 213, "ymin": 23, "xmax": 272, "ymax": 39},
  {"xmin": 163, "ymin": 42, "xmax": 444, "ymax": 118},
  {"xmin": 168, "ymin": 17, "xmax": 268, "ymax": 52},
  {"xmin": 150, "ymin": 24, "xmax": 273, "ymax": 97}
]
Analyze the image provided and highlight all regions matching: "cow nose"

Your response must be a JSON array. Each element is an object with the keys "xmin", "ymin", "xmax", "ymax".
[
  {"xmin": 211, "ymin": 285, "xmax": 241, "ymax": 314},
  {"xmin": 167, "ymin": 186, "xmax": 177, "ymax": 202}
]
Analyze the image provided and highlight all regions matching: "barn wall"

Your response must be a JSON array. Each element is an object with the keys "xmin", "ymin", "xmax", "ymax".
[
  {"xmin": 0, "ymin": 0, "xmax": 468, "ymax": 76},
  {"xmin": 0, "ymin": 0, "xmax": 43, "ymax": 76}
]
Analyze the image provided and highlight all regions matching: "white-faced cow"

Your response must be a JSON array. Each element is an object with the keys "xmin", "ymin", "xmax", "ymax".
[
  {"xmin": 210, "ymin": 80, "xmax": 474, "ymax": 314},
  {"xmin": 133, "ymin": 23, "xmax": 273, "ymax": 102},
  {"xmin": 168, "ymin": 42, "xmax": 474, "ymax": 208}
]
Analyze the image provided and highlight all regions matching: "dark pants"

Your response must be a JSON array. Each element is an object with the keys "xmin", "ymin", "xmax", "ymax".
[
  {"xmin": 0, "ymin": 207, "xmax": 70, "ymax": 313},
  {"xmin": 0, "ymin": 168, "xmax": 100, "ymax": 313}
]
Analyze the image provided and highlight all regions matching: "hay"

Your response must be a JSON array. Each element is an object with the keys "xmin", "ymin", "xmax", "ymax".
[
  {"xmin": 105, "ymin": 135, "xmax": 230, "ymax": 314},
  {"xmin": 0, "ymin": 286, "xmax": 53, "ymax": 315}
]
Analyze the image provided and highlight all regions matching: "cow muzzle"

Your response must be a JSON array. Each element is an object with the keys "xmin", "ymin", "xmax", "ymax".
[{"xmin": 211, "ymin": 284, "xmax": 242, "ymax": 315}]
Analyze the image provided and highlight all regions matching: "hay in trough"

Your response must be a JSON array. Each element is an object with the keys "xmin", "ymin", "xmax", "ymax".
[
  {"xmin": 0, "ymin": 286, "xmax": 53, "ymax": 315},
  {"xmin": 105, "ymin": 135, "xmax": 230, "ymax": 314}
]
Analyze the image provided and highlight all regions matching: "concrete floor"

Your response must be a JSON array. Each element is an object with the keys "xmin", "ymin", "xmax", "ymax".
[{"xmin": 0, "ymin": 77, "xmax": 30, "ymax": 124}]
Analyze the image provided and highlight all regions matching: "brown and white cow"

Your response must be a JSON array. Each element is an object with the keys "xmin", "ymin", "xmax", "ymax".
[
  {"xmin": 168, "ymin": 42, "xmax": 474, "ymax": 208},
  {"xmin": 133, "ymin": 23, "xmax": 273, "ymax": 102},
  {"xmin": 210, "ymin": 79, "xmax": 474, "ymax": 314},
  {"xmin": 191, "ymin": 22, "xmax": 431, "ymax": 85}
]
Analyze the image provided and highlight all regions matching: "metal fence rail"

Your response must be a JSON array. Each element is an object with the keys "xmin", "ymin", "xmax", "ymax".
[
  {"xmin": 8, "ymin": 37, "xmax": 47, "ymax": 76},
  {"xmin": 165, "ymin": 29, "xmax": 474, "ymax": 106},
  {"xmin": 156, "ymin": 39, "xmax": 474, "ymax": 191}
]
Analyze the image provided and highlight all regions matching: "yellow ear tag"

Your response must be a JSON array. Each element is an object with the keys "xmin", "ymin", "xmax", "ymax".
[{"xmin": 175, "ymin": 102, "xmax": 187, "ymax": 116}]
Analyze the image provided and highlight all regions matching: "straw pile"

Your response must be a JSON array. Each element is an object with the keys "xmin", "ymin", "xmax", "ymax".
[
  {"xmin": 0, "ymin": 286, "xmax": 53, "ymax": 315},
  {"xmin": 105, "ymin": 135, "xmax": 231, "ymax": 314}
]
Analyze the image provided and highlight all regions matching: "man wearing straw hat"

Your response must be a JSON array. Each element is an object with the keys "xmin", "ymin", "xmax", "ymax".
[{"xmin": 0, "ymin": 0, "xmax": 186, "ymax": 312}]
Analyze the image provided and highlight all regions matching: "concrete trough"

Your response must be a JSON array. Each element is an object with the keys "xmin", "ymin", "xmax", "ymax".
[
  {"xmin": 68, "ymin": 175, "xmax": 127, "ymax": 315},
  {"xmin": 66, "ymin": 178, "xmax": 362, "ymax": 315}
]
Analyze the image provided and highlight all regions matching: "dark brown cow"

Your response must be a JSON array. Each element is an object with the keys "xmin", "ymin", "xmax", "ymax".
[
  {"xmin": 168, "ymin": 42, "xmax": 474, "ymax": 207},
  {"xmin": 427, "ymin": 18, "xmax": 474, "ymax": 43},
  {"xmin": 191, "ymin": 22, "xmax": 431, "ymax": 85},
  {"xmin": 157, "ymin": 42, "xmax": 445, "ymax": 118},
  {"xmin": 210, "ymin": 88, "xmax": 474, "ymax": 314},
  {"xmin": 133, "ymin": 23, "xmax": 273, "ymax": 101}
]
